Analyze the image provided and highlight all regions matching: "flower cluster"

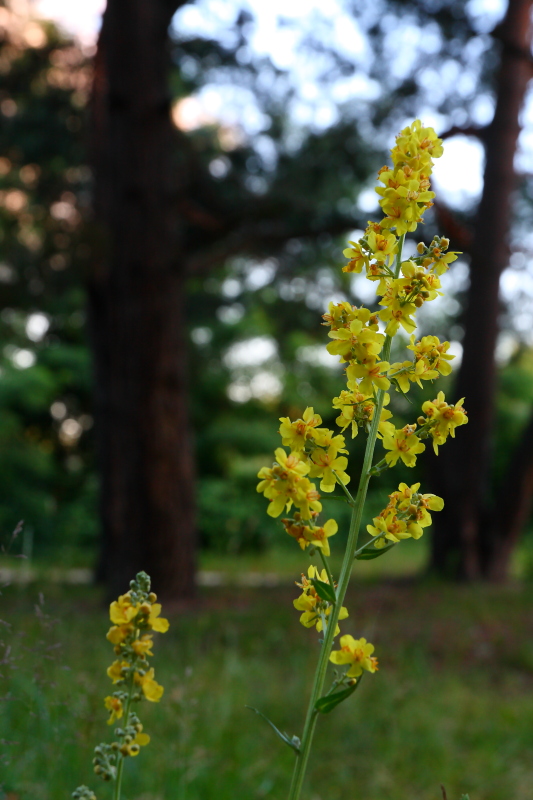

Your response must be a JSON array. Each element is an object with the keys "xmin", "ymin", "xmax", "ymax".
[
  {"xmin": 389, "ymin": 334, "xmax": 454, "ymax": 394},
  {"xmin": 255, "ymin": 122, "xmax": 470, "ymax": 762},
  {"xmin": 72, "ymin": 572, "xmax": 168, "ymax": 797},
  {"xmin": 367, "ymin": 482, "xmax": 444, "ymax": 548},
  {"xmin": 293, "ymin": 566, "xmax": 348, "ymax": 634},
  {"xmin": 418, "ymin": 391, "xmax": 469, "ymax": 454},
  {"xmin": 257, "ymin": 408, "xmax": 351, "ymax": 529}
]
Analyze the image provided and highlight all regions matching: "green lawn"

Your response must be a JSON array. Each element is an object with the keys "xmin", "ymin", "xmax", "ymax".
[{"xmin": 3, "ymin": 558, "xmax": 533, "ymax": 800}]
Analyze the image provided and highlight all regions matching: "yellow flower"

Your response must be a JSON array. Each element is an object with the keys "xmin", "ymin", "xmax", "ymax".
[
  {"xmin": 421, "ymin": 391, "xmax": 468, "ymax": 453},
  {"xmin": 322, "ymin": 301, "xmax": 359, "ymax": 331},
  {"xmin": 134, "ymin": 667, "xmax": 164, "ymax": 702},
  {"xmin": 367, "ymin": 482, "xmax": 444, "ymax": 547},
  {"xmin": 132, "ymin": 634, "xmax": 154, "ymax": 658},
  {"xmin": 342, "ymin": 240, "xmax": 370, "ymax": 274},
  {"xmin": 122, "ymin": 731, "xmax": 151, "ymax": 756},
  {"xmin": 305, "ymin": 519, "xmax": 338, "ymax": 557},
  {"xmin": 107, "ymin": 659, "xmax": 129, "ymax": 684},
  {"xmin": 309, "ymin": 447, "xmax": 350, "ymax": 492},
  {"xmin": 104, "ymin": 695, "xmax": 123, "ymax": 724},
  {"xmin": 106, "ymin": 624, "xmax": 133, "ymax": 645},
  {"xmin": 293, "ymin": 566, "xmax": 348, "ymax": 634},
  {"xmin": 295, "ymin": 483, "xmax": 323, "ymax": 520},
  {"xmin": 147, "ymin": 604, "xmax": 169, "ymax": 633},
  {"xmin": 109, "ymin": 593, "xmax": 139, "ymax": 626},
  {"xmin": 346, "ymin": 359, "xmax": 391, "ymax": 395},
  {"xmin": 257, "ymin": 448, "xmax": 313, "ymax": 517},
  {"xmin": 329, "ymin": 635, "xmax": 379, "ymax": 678},
  {"xmin": 279, "ymin": 407, "xmax": 322, "ymax": 451},
  {"xmin": 366, "ymin": 229, "xmax": 398, "ymax": 264},
  {"xmin": 382, "ymin": 425, "xmax": 425, "ymax": 467}
]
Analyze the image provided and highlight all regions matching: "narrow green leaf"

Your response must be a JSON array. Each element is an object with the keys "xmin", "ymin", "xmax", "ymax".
[
  {"xmin": 355, "ymin": 543, "xmax": 396, "ymax": 560},
  {"xmin": 315, "ymin": 679, "xmax": 362, "ymax": 714},
  {"xmin": 310, "ymin": 578, "xmax": 336, "ymax": 604},
  {"xmin": 245, "ymin": 706, "xmax": 300, "ymax": 753}
]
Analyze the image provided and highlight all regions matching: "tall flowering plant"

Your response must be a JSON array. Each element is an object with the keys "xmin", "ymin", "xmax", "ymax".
[
  {"xmin": 255, "ymin": 120, "xmax": 468, "ymax": 800},
  {"xmin": 72, "ymin": 571, "xmax": 169, "ymax": 800}
]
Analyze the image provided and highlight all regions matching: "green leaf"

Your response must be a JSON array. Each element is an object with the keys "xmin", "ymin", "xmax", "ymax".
[
  {"xmin": 315, "ymin": 678, "xmax": 362, "ymax": 713},
  {"xmin": 310, "ymin": 578, "xmax": 336, "ymax": 604},
  {"xmin": 245, "ymin": 706, "xmax": 300, "ymax": 753},
  {"xmin": 355, "ymin": 543, "xmax": 396, "ymax": 560}
]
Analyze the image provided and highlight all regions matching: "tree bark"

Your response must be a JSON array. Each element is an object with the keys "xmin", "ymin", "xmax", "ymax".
[
  {"xmin": 430, "ymin": 0, "xmax": 533, "ymax": 579},
  {"xmin": 487, "ymin": 410, "xmax": 533, "ymax": 579},
  {"xmin": 88, "ymin": 0, "xmax": 196, "ymax": 600}
]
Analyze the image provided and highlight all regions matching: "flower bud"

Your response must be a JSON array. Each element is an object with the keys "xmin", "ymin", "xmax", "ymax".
[
  {"xmin": 417, "ymin": 242, "xmax": 425, "ymax": 254},
  {"xmin": 148, "ymin": 592, "xmax": 157, "ymax": 603}
]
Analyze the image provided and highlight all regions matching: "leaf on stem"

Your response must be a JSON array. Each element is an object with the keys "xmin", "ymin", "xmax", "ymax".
[
  {"xmin": 245, "ymin": 706, "xmax": 300, "ymax": 753},
  {"xmin": 315, "ymin": 677, "xmax": 362, "ymax": 714},
  {"xmin": 355, "ymin": 543, "xmax": 396, "ymax": 560},
  {"xmin": 310, "ymin": 578, "xmax": 336, "ymax": 604}
]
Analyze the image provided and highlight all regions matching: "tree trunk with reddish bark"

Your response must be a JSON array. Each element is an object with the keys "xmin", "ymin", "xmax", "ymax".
[
  {"xmin": 88, "ymin": 0, "xmax": 196, "ymax": 600},
  {"xmin": 430, "ymin": 0, "xmax": 533, "ymax": 579}
]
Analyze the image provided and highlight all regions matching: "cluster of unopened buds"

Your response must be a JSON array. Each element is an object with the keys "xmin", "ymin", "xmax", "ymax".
[
  {"xmin": 255, "ymin": 120, "xmax": 470, "ymax": 800},
  {"xmin": 72, "ymin": 571, "xmax": 169, "ymax": 797}
]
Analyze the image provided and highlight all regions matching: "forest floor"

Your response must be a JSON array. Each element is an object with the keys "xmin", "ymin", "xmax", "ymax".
[{"xmin": 2, "ymin": 548, "xmax": 533, "ymax": 800}]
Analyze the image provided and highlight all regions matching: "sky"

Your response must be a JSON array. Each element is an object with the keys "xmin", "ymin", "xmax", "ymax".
[
  {"xmin": 28, "ymin": 0, "xmax": 533, "ymax": 358},
  {"xmin": 30, "ymin": 0, "xmax": 514, "ymax": 210}
]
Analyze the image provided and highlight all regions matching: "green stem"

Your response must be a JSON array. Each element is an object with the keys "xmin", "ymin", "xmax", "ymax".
[
  {"xmin": 113, "ymin": 672, "xmax": 135, "ymax": 800},
  {"xmin": 333, "ymin": 475, "xmax": 355, "ymax": 505},
  {"xmin": 287, "ymin": 234, "xmax": 405, "ymax": 800},
  {"xmin": 353, "ymin": 532, "xmax": 387, "ymax": 557},
  {"xmin": 318, "ymin": 549, "xmax": 335, "ymax": 590}
]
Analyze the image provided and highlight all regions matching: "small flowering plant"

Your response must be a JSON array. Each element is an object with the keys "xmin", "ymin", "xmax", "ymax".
[
  {"xmin": 255, "ymin": 120, "xmax": 468, "ymax": 799},
  {"xmin": 72, "ymin": 571, "xmax": 169, "ymax": 800}
]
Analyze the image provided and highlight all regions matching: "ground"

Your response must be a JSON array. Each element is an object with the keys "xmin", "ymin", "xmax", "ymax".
[{"xmin": 2, "ymin": 546, "xmax": 533, "ymax": 799}]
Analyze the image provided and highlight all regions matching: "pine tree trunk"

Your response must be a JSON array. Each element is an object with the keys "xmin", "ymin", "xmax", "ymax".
[
  {"xmin": 430, "ymin": 0, "xmax": 533, "ymax": 579},
  {"xmin": 88, "ymin": 0, "xmax": 196, "ymax": 599}
]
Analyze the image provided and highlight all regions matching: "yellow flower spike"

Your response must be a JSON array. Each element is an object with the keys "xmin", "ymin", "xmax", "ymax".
[
  {"xmin": 134, "ymin": 668, "xmax": 164, "ymax": 702},
  {"xmin": 104, "ymin": 695, "xmax": 123, "ymax": 724},
  {"xmin": 329, "ymin": 635, "xmax": 379, "ymax": 678}
]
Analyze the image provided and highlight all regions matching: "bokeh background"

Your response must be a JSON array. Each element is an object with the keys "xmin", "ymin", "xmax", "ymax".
[{"xmin": 3, "ymin": 0, "xmax": 533, "ymax": 798}]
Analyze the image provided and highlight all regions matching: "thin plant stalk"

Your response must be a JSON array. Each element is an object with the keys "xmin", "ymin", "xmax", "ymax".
[
  {"xmin": 113, "ymin": 673, "xmax": 135, "ymax": 800},
  {"xmin": 287, "ymin": 235, "xmax": 405, "ymax": 800}
]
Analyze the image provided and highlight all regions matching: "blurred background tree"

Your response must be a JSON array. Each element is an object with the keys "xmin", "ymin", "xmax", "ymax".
[{"xmin": 2, "ymin": 0, "xmax": 533, "ymax": 594}]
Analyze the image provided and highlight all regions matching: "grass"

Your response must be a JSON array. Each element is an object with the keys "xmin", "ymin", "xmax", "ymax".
[{"xmin": 3, "ymin": 554, "xmax": 533, "ymax": 800}]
